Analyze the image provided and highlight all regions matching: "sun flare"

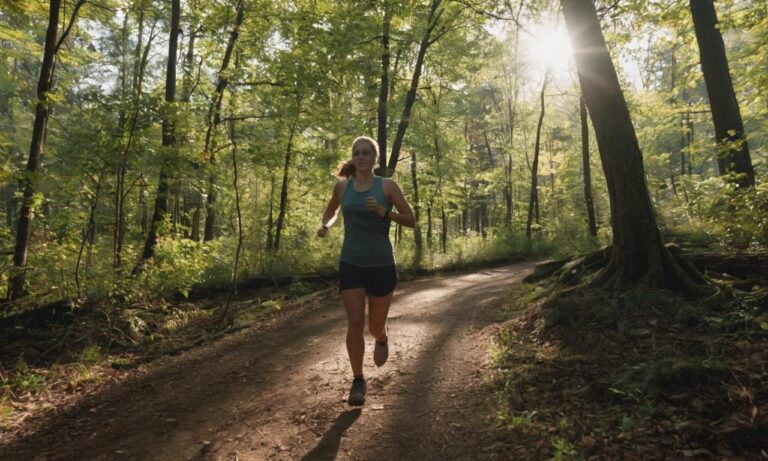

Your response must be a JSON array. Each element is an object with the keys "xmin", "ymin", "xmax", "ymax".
[{"xmin": 523, "ymin": 24, "xmax": 573, "ymax": 73}]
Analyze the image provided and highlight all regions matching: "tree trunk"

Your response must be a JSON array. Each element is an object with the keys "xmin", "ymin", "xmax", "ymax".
[
  {"xmin": 480, "ymin": 202, "xmax": 488, "ymax": 239},
  {"xmin": 136, "ymin": 0, "xmax": 180, "ymax": 270},
  {"xmin": 274, "ymin": 118, "xmax": 298, "ymax": 251},
  {"xmin": 376, "ymin": 0, "xmax": 391, "ymax": 174},
  {"xmin": 9, "ymin": 0, "xmax": 70, "ymax": 299},
  {"xmin": 410, "ymin": 151, "xmax": 422, "ymax": 266},
  {"xmin": 440, "ymin": 206, "xmax": 447, "ymax": 253},
  {"xmin": 580, "ymin": 93, "xmax": 597, "ymax": 237},
  {"xmin": 114, "ymin": 7, "xmax": 154, "ymax": 269},
  {"xmin": 426, "ymin": 204, "xmax": 433, "ymax": 247},
  {"xmin": 561, "ymin": 0, "xmax": 711, "ymax": 293},
  {"xmin": 501, "ymin": 4, "xmax": 523, "ymax": 230},
  {"xmin": 180, "ymin": 10, "xmax": 201, "ymax": 241},
  {"xmin": 203, "ymin": 0, "xmax": 245, "ymax": 241},
  {"xmin": 76, "ymin": 172, "xmax": 105, "ymax": 300},
  {"xmin": 265, "ymin": 175, "xmax": 275, "ymax": 251},
  {"xmin": 526, "ymin": 71, "xmax": 549, "ymax": 239},
  {"xmin": 386, "ymin": 0, "xmax": 443, "ymax": 176},
  {"xmin": 221, "ymin": 83, "xmax": 243, "ymax": 325},
  {"xmin": 680, "ymin": 111, "xmax": 688, "ymax": 175},
  {"xmin": 139, "ymin": 178, "xmax": 148, "ymax": 233},
  {"xmin": 690, "ymin": 0, "xmax": 754, "ymax": 188}
]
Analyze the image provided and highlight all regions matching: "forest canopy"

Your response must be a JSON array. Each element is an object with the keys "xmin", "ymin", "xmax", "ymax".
[{"xmin": 0, "ymin": 0, "xmax": 765, "ymax": 305}]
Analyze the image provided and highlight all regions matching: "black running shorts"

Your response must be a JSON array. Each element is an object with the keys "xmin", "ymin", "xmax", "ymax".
[{"xmin": 338, "ymin": 261, "xmax": 397, "ymax": 296}]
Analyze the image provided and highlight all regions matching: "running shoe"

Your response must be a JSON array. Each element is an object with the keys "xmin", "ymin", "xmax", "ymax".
[
  {"xmin": 348, "ymin": 377, "xmax": 367, "ymax": 406},
  {"xmin": 374, "ymin": 339, "xmax": 389, "ymax": 367}
]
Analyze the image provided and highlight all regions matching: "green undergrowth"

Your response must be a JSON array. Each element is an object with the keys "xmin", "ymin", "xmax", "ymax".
[
  {"xmin": 0, "ymin": 275, "xmax": 338, "ymax": 433},
  {"xmin": 492, "ymin": 276, "xmax": 768, "ymax": 459}
]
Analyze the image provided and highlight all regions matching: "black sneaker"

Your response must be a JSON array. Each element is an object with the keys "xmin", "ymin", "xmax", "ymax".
[{"xmin": 347, "ymin": 377, "xmax": 366, "ymax": 406}]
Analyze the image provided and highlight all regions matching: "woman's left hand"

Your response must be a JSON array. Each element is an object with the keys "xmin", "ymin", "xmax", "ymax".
[{"xmin": 366, "ymin": 197, "xmax": 385, "ymax": 218}]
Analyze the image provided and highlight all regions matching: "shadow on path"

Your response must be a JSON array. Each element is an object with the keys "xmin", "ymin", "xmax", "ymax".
[
  {"xmin": 300, "ymin": 409, "xmax": 361, "ymax": 461},
  {"xmin": 0, "ymin": 262, "xmax": 536, "ymax": 461},
  {"xmin": 352, "ymin": 265, "xmax": 535, "ymax": 460}
]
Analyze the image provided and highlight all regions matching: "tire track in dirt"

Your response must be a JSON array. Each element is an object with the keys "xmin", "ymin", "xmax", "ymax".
[{"xmin": 1, "ymin": 262, "xmax": 535, "ymax": 461}]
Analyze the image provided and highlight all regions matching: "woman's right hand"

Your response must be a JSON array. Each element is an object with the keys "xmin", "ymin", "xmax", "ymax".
[{"xmin": 317, "ymin": 225, "xmax": 329, "ymax": 238}]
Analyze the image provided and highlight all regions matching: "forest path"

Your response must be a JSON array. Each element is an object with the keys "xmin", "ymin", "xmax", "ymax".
[{"xmin": 2, "ymin": 261, "xmax": 536, "ymax": 461}]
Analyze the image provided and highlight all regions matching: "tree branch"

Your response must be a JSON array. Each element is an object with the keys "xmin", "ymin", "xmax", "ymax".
[
  {"xmin": 220, "ymin": 114, "xmax": 277, "ymax": 122},
  {"xmin": 53, "ymin": 0, "xmax": 88, "ymax": 55},
  {"xmin": 236, "ymin": 81, "xmax": 285, "ymax": 87},
  {"xmin": 449, "ymin": 0, "xmax": 523, "ymax": 27}
]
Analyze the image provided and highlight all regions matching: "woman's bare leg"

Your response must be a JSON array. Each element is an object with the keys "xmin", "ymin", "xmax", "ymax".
[
  {"xmin": 341, "ymin": 288, "xmax": 367, "ymax": 377},
  {"xmin": 368, "ymin": 292, "xmax": 393, "ymax": 343}
]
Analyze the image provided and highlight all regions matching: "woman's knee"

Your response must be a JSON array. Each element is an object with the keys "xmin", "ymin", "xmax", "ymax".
[{"xmin": 347, "ymin": 314, "xmax": 365, "ymax": 331}]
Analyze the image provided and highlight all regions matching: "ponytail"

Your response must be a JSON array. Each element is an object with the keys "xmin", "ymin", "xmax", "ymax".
[{"xmin": 336, "ymin": 160, "xmax": 355, "ymax": 179}]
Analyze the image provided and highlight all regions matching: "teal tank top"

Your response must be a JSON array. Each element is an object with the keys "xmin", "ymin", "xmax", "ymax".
[{"xmin": 340, "ymin": 176, "xmax": 394, "ymax": 267}]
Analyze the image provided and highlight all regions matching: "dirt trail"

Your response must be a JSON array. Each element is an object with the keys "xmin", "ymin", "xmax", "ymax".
[{"xmin": 2, "ymin": 262, "xmax": 535, "ymax": 461}]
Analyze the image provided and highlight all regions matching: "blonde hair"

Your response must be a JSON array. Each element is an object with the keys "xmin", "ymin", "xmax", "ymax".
[{"xmin": 351, "ymin": 136, "xmax": 380, "ymax": 161}]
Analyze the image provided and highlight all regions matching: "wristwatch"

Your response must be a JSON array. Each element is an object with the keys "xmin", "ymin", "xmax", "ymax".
[{"xmin": 321, "ymin": 224, "xmax": 328, "ymax": 230}]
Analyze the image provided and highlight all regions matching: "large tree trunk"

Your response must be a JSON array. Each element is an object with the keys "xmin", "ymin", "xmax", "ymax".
[
  {"xmin": 376, "ymin": 0, "xmax": 391, "ymax": 174},
  {"xmin": 9, "ymin": 0, "xmax": 85, "ymax": 299},
  {"xmin": 136, "ymin": 0, "xmax": 180, "ymax": 270},
  {"xmin": 689, "ymin": 0, "xmax": 754, "ymax": 188},
  {"xmin": 561, "ymin": 0, "xmax": 710, "ymax": 293},
  {"xmin": 386, "ymin": 0, "xmax": 443, "ymax": 176},
  {"xmin": 580, "ymin": 93, "xmax": 597, "ymax": 237},
  {"xmin": 526, "ymin": 72, "xmax": 549, "ymax": 239},
  {"xmin": 203, "ymin": 0, "xmax": 245, "ymax": 241}
]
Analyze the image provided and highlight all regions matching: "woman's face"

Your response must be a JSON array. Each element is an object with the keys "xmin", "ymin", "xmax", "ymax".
[{"xmin": 352, "ymin": 140, "xmax": 376, "ymax": 172}]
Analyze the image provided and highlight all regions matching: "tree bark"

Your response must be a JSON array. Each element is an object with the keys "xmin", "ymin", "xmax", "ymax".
[
  {"xmin": 580, "ymin": 93, "xmax": 597, "ymax": 237},
  {"xmin": 689, "ymin": 0, "xmax": 754, "ymax": 188},
  {"xmin": 561, "ymin": 0, "xmax": 710, "ymax": 293},
  {"xmin": 136, "ymin": 0, "xmax": 180, "ymax": 270}
]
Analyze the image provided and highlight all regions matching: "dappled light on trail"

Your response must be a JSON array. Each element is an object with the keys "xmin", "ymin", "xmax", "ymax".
[{"xmin": 0, "ymin": 263, "xmax": 535, "ymax": 460}]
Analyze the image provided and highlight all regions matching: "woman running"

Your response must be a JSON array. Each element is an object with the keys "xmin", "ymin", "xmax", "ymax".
[{"xmin": 316, "ymin": 136, "xmax": 415, "ymax": 405}]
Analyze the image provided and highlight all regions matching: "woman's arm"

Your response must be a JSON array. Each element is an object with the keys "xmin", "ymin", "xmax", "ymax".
[
  {"xmin": 380, "ymin": 178, "xmax": 416, "ymax": 228},
  {"xmin": 317, "ymin": 180, "xmax": 346, "ymax": 238}
]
